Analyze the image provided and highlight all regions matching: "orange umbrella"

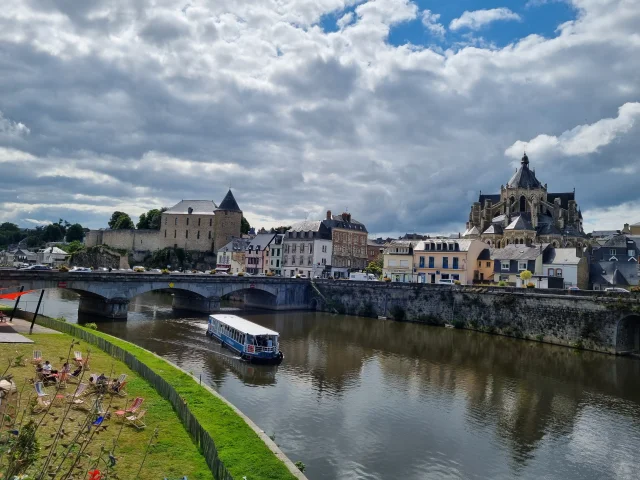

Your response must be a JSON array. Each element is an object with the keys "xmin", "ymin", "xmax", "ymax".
[{"xmin": 0, "ymin": 290, "xmax": 35, "ymax": 300}]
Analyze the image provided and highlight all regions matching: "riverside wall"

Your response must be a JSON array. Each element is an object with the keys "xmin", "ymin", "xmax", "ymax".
[{"xmin": 313, "ymin": 281, "xmax": 640, "ymax": 354}]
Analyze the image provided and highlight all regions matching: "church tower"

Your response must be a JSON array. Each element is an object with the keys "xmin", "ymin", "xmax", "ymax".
[{"xmin": 213, "ymin": 189, "xmax": 242, "ymax": 253}]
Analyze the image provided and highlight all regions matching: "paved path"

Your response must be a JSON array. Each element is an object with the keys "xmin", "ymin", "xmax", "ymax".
[{"xmin": 0, "ymin": 318, "xmax": 60, "ymax": 343}]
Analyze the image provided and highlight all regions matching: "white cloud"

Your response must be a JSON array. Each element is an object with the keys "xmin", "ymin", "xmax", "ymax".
[
  {"xmin": 505, "ymin": 102, "xmax": 640, "ymax": 160},
  {"xmin": 337, "ymin": 12, "xmax": 354, "ymax": 29},
  {"xmin": 449, "ymin": 8, "xmax": 522, "ymax": 31},
  {"xmin": 23, "ymin": 218, "xmax": 52, "ymax": 226},
  {"xmin": 0, "ymin": 112, "xmax": 30, "ymax": 140},
  {"xmin": 421, "ymin": 10, "xmax": 445, "ymax": 37}
]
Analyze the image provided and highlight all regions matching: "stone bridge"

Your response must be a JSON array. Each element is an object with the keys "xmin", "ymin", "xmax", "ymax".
[{"xmin": 0, "ymin": 271, "xmax": 312, "ymax": 319}]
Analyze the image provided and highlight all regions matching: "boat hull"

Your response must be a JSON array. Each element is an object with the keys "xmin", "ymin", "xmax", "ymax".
[{"xmin": 207, "ymin": 329, "xmax": 284, "ymax": 365}]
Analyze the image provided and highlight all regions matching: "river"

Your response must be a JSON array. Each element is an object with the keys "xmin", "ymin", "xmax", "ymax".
[{"xmin": 4, "ymin": 289, "xmax": 640, "ymax": 480}]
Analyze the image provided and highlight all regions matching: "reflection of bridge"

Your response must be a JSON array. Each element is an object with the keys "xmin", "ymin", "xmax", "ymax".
[{"xmin": 0, "ymin": 271, "xmax": 312, "ymax": 319}]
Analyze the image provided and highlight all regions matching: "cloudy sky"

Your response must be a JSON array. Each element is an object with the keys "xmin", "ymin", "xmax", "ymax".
[{"xmin": 0, "ymin": 0, "xmax": 638, "ymax": 236}]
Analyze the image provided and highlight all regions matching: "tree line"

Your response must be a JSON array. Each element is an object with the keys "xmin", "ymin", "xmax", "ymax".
[{"xmin": 0, "ymin": 220, "xmax": 85, "ymax": 250}]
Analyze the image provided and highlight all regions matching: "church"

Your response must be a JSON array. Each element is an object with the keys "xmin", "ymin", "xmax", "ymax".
[{"xmin": 463, "ymin": 154, "xmax": 587, "ymax": 248}]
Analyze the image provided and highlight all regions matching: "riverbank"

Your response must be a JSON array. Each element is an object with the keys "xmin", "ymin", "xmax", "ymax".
[
  {"xmin": 0, "ymin": 331, "xmax": 212, "ymax": 479},
  {"xmin": 20, "ymin": 311, "xmax": 305, "ymax": 480}
]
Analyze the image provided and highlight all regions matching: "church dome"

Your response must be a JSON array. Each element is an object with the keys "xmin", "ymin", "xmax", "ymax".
[{"xmin": 507, "ymin": 153, "xmax": 543, "ymax": 189}]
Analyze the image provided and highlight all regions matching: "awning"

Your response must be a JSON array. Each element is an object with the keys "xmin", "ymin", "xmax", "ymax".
[{"xmin": 0, "ymin": 290, "xmax": 35, "ymax": 300}]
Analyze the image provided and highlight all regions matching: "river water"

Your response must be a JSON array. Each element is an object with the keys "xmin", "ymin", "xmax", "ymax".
[{"xmin": 4, "ymin": 289, "xmax": 640, "ymax": 480}]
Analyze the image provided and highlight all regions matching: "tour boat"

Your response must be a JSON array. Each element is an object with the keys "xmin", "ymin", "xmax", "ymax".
[{"xmin": 206, "ymin": 314, "xmax": 284, "ymax": 365}]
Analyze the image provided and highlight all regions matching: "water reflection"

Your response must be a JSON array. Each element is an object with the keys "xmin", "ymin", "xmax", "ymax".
[{"xmin": 5, "ymin": 289, "xmax": 640, "ymax": 479}]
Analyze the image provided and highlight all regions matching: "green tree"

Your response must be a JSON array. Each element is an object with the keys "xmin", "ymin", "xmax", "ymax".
[
  {"xmin": 241, "ymin": 216, "xmax": 251, "ymax": 235},
  {"xmin": 137, "ymin": 208, "xmax": 166, "ymax": 229},
  {"xmin": 65, "ymin": 223, "xmax": 85, "ymax": 242},
  {"xmin": 365, "ymin": 258, "xmax": 383, "ymax": 277},
  {"xmin": 113, "ymin": 213, "xmax": 135, "ymax": 230},
  {"xmin": 58, "ymin": 240, "xmax": 84, "ymax": 254},
  {"xmin": 108, "ymin": 211, "xmax": 127, "ymax": 229},
  {"xmin": 520, "ymin": 269, "xmax": 532, "ymax": 287},
  {"xmin": 42, "ymin": 223, "xmax": 64, "ymax": 242}
]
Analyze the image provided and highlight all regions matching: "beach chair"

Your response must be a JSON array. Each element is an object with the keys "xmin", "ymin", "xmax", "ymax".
[
  {"xmin": 112, "ymin": 380, "xmax": 128, "ymax": 397},
  {"xmin": 33, "ymin": 396, "xmax": 52, "ymax": 413},
  {"xmin": 56, "ymin": 371, "xmax": 68, "ymax": 389},
  {"xmin": 66, "ymin": 383, "xmax": 89, "ymax": 408},
  {"xmin": 31, "ymin": 350, "xmax": 42, "ymax": 365},
  {"xmin": 125, "ymin": 409, "xmax": 146, "ymax": 429},
  {"xmin": 73, "ymin": 351, "xmax": 84, "ymax": 366},
  {"xmin": 114, "ymin": 397, "xmax": 143, "ymax": 421}
]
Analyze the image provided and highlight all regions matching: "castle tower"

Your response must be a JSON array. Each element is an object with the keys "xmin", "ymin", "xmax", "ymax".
[{"xmin": 213, "ymin": 189, "xmax": 242, "ymax": 253}]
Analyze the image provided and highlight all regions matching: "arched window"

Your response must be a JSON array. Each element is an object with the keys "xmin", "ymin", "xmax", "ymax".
[
  {"xmin": 555, "ymin": 268, "xmax": 563, "ymax": 277},
  {"xmin": 519, "ymin": 195, "xmax": 526, "ymax": 212}
]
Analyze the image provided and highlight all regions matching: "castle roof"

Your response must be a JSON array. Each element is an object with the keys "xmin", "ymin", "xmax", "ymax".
[
  {"xmin": 507, "ymin": 154, "xmax": 543, "ymax": 189},
  {"xmin": 216, "ymin": 189, "xmax": 242, "ymax": 212},
  {"xmin": 505, "ymin": 214, "xmax": 535, "ymax": 231},
  {"xmin": 547, "ymin": 192, "xmax": 575, "ymax": 209},
  {"xmin": 165, "ymin": 200, "xmax": 217, "ymax": 215},
  {"xmin": 483, "ymin": 224, "xmax": 503, "ymax": 235}
]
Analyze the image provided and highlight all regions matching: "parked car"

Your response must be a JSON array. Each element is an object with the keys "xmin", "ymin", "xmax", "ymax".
[
  {"xmin": 605, "ymin": 287, "xmax": 630, "ymax": 293},
  {"xmin": 256, "ymin": 272, "xmax": 266, "ymax": 277},
  {"xmin": 437, "ymin": 279, "xmax": 455, "ymax": 285},
  {"xmin": 70, "ymin": 267, "xmax": 91, "ymax": 272},
  {"xmin": 23, "ymin": 265, "xmax": 52, "ymax": 271}
]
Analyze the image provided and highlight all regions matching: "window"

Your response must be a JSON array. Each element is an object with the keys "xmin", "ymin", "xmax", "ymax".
[
  {"xmin": 518, "ymin": 261, "xmax": 527, "ymax": 271},
  {"xmin": 452, "ymin": 274, "xmax": 459, "ymax": 281},
  {"xmin": 299, "ymin": 256, "xmax": 303, "ymax": 265},
  {"xmin": 186, "ymin": 218, "xmax": 189, "ymax": 226},
  {"xmin": 442, "ymin": 257, "xmax": 448, "ymax": 269},
  {"xmin": 198, "ymin": 218, "xmax": 201, "ymax": 226},
  {"xmin": 629, "ymin": 250, "xmax": 636, "ymax": 257},
  {"xmin": 437, "ymin": 244, "xmax": 442, "ymax": 251},
  {"xmin": 419, "ymin": 256, "xmax": 425, "ymax": 268},
  {"xmin": 321, "ymin": 258, "xmax": 326, "ymax": 265},
  {"xmin": 186, "ymin": 231, "xmax": 189, "ymax": 238},
  {"xmin": 548, "ymin": 268, "xmax": 554, "ymax": 276},
  {"xmin": 175, "ymin": 217, "xmax": 177, "ymax": 225},
  {"xmin": 308, "ymin": 257, "xmax": 312, "ymax": 265},
  {"xmin": 208, "ymin": 231, "xmax": 212, "ymax": 239},
  {"xmin": 555, "ymin": 268, "xmax": 563, "ymax": 277},
  {"xmin": 210, "ymin": 218, "xmax": 212, "ymax": 226},
  {"xmin": 400, "ymin": 260, "xmax": 408, "ymax": 267},
  {"xmin": 174, "ymin": 230, "xmax": 176, "ymax": 238},
  {"xmin": 292, "ymin": 245, "xmax": 297, "ymax": 253},
  {"xmin": 164, "ymin": 230, "xmax": 167, "ymax": 237},
  {"xmin": 441, "ymin": 274, "xmax": 450, "ymax": 280},
  {"xmin": 389, "ymin": 259, "xmax": 398, "ymax": 267},
  {"xmin": 501, "ymin": 261, "xmax": 510, "ymax": 271},
  {"xmin": 428, "ymin": 257, "xmax": 434, "ymax": 268},
  {"xmin": 453, "ymin": 257, "xmax": 459, "ymax": 269},
  {"xmin": 165, "ymin": 217, "xmax": 167, "ymax": 225},
  {"xmin": 197, "ymin": 231, "xmax": 200, "ymax": 239},
  {"xmin": 478, "ymin": 261, "xmax": 481, "ymax": 268},
  {"xmin": 610, "ymin": 249, "xmax": 616, "ymax": 255},
  {"xmin": 322, "ymin": 245, "xmax": 327, "ymax": 253},
  {"xmin": 310, "ymin": 244, "xmax": 313, "ymax": 254},
  {"xmin": 448, "ymin": 244, "xmax": 454, "ymax": 251},
  {"xmin": 486, "ymin": 262, "xmax": 491, "ymax": 267}
]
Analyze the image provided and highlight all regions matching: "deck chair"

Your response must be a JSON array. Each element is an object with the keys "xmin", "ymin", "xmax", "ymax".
[
  {"xmin": 56, "ymin": 371, "xmax": 68, "ymax": 389},
  {"xmin": 32, "ymin": 396, "xmax": 52, "ymax": 413},
  {"xmin": 31, "ymin": 350, "xmax": 42, "ymax": 365},
  {"xmin": 113, "ymin": 380, "xmax": 128, "ymax": 397},
  {"xmin": 66, "ymin": 382, "xmax": 88, "ymax": 408},
  {"xmin": 114, "ymin": 397, "xmax": 143, "ymax": 421},
  {"xmin": 125, "ymin": 409, "xmax": 146, "ymax": 429},
  {"xmin": 73, "ymin": 351, "xmax": 84, "ymax": 366}
]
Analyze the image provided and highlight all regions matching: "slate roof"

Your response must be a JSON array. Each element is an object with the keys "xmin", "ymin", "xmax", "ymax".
[
  {"xmin": 463, "ymin": 226, "xmax": 480, "ymax": 236},
  {"xmin": 478, "ymin": 194, "xmax": 501, "ymax": 204},
  {"xmin": 543, "ymin": 248, "xmax": 582, "ymax": 265},
  {"xmin": 289, "ymin": 220, "xmax": 323, "ymax": 232},
  {"xmin": 322, "ymin": 215, "xmax": 368, "ymax": 233},
  {"xmin": 247, "ymin": 233, "xmax": 277, "ymax": 251},
  {"xmin": 477, "ymin": 248, "xmax": 491, "ymax": 261},
  {"xmin": 505, "ymin": 214, "xmax": 535, "ymax": 231},
  {"xmin": 492, "ymin": 214, "xmax": 507, "ymax": 223},
  {"xmin": 216, "ymin": 190, "xmax": 242, "ymax": 212},
  {"xmin": 507, "ymin": 155, "xmax": 543, "ymax": 189},
  {"xmin": 547, "ymin": 192, "xmax": 575, "ymax": 209},
  {"xmin": 483, "ymin": 224, "xmax": 503, "ymax": 235},
  {"xmin": 218, "ymin": 237, "xmax": 251, "ymax": 253},
  {"xmin": 602, "ymin": 234, "xmax": 633, "ymax": 248},
  {"xmin": 491, "ymin": 244, "xmax": 548, "ymax": 261},
  {"xmin": 165, "ymin": 200, "xmax": 217, "ymax": 215},
  {"xmin": 537, "ymin": 223, "xmax": 562, "ymax": 236},
  {"xmin": 590, "ymin": 262, "xmax": 633, "ymax": 286},
  {"xmin": 415, "ymin": 239, "xmax": 475, "ymax": 252}
]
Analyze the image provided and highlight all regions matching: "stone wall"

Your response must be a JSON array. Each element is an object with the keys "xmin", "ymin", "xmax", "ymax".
[
  {"xmin": 214, "ymin": 211, "xmax": 242, "ymax": 253},
  {"xmin": 85, "ymin": 229, "xmax": 164, "ymax": 252},
  {"xmin": 313, "ymin": 281, "xmax": 640, "ymax": 354},
  {"xmin": 70, "ymin": 246, "xmax": 129, "ymax": 269},
  {"xmin": 160, "ymin": 213, "xmax": 216, "ymax": 251}
]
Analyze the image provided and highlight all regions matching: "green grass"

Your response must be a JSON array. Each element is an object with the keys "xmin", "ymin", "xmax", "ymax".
[
  {"xmin": 41, "ymin": 322, "xmax": 298, "ymax": 480},
  {"xmin": 0, "ymin": 304, "xmax": 12, "ymax": 312},
  {"xmin": 0, "ymin": 334, "xmax": 212, "ymax": 479}
]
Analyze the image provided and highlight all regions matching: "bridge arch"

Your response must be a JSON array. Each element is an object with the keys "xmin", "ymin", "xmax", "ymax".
[{"xmin": 615, "ymin": 314, "xmax": 640, "ymax": 354}]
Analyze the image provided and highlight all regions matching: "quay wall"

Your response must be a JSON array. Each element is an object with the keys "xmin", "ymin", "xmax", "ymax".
[{"xmin": 313, "ymin": 281, "xmax": 640, "ymax": 354}]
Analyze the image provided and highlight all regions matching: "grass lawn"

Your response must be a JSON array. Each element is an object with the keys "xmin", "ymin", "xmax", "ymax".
[
  {"xmin": 0, "ymin": 334, "xmax": 212, "ymax": 480},
  {"xmin": 69, "ymin": 325, "xmax": 299, "ymax": 480}
]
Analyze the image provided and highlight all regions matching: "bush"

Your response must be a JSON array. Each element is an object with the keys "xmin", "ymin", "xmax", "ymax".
[
  {"xmin": 133, "ymin": 267, "xmax": 144, "ymax": 273},
  {"xmin": 161, "ymin": 268, "xmax": 170, "ymax": 274},
  {"xmin": 383, "ymin": 277, "xmax": 392, "ymax": 282},
  {"xmin": 295, "ymin": 461, "xmax": 306, "ymax": 473},
  {"xmin": 526, "ymin": 282, "xmax": 535, "ymax": 288},
  {"xmin": 295, "ymin": 274, "xmax": 301, "ymax": 278},
  {"xmin": 498, "ymin": 281, "xmax": 506, "ymax": 287},
  {"xmin": 535, "ymin": 333, "xmax": 544, "ymax": 342},
  {"xmin": 266, "ymin": 271, "xmax": 274, "ymax": 276},
  {"xmin": 84, "ymin": 322, "xmax": 98, "ymax": 330},
  {"xmin": 58, "ymin": 265, "xmax": 69, "ymax": 272},
  {"xmin": 210, "ymin": 270, "xmax": 216, "ymax": 274},
  {"xmin": 237, "ymin": 272, "xmax": 245, "ymax": 276},
  {"xmin": 454, "ymin": 280, "xmax": 461, "ymax": 285}
]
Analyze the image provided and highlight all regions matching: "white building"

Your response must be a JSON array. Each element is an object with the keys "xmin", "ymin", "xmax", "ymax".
[
  {"xmin": 37, "ymin": 246, "xmax": 70, "ymax": 267},
  {"xmin": 265, "ymin": 234, "xmax": 284, "ymax": 276},
  {"xmin": 382, "ymin": 240, "xmax": 416, "ymax": 283},
  {"xmin": 216, "ymin": 238, "xmax": 251, "ymax": 274},
  {"xmin": 283, "ymin": 221, "xmax": 333, "ymax": 278},
  {"xmin": 542, "ymin": 247, "xmax": 589, "ymax": 289}
]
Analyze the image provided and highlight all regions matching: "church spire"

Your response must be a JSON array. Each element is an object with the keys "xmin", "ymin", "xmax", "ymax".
[{"xmin": 521, "ymin": 152, "xmax": 529, "ymax": 167}]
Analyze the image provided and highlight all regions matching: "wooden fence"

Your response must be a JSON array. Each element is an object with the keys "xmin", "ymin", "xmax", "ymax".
[{"xmin": 35, "ymin": 316, "xmax": 234, "ymax": 480}]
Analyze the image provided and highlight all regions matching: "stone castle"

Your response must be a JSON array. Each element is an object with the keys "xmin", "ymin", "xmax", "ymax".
[
  {"xmin": 464, "ymin": 154, "xmax": 587, "ymax": 247},
  {"xmin": 85, "ymin": 189, "xmax": 242, "ymax": 254}
]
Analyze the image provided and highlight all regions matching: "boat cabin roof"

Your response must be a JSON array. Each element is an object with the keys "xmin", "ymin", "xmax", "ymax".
[{"xmin": 209, "ymin": 314, "xmax": 279, "ymax": 336}]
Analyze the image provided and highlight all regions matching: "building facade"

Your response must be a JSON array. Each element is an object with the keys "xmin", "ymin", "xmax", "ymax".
[
  {"xmin": 464, "ymin": 154, "xmax": 587, "ymax": 248},
  {"xmin": 589, "ymin": 235, "xmax": 639, "ymax": 289},
  {"xmin": 283, "ymin": 221, "xmax": 333, "ymax": 278},
  {"xmin": 324, "ymin": 211, "xmax": 368, "ymax": 278},
  {"xmin": 491, "ymin": 244, "xmax": 550, "ymax": 285},
  {"xmin": 542, "ymin": 248, "xmax": 589, "ymax": 289},
  {"xmin": 382, "ymin": 240, "xmax": 416, "ymax": 283},
  {"xmin": 265, "ymin": 234, "xmax": 284, "ymax": 275},
  {"xmin": 245, "ymin": 233, "xmax": 277, "ymax": 275},
  {"xmin": 216, "ymin": 237, "xmax": 250, "ymax": 274},
  {"xmin": 413, "ymin": 239, "xmax": 488, "ymax": 285}
]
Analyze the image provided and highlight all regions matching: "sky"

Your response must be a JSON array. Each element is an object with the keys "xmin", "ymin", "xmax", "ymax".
[{"xmin": 0, "ymin": 0, "xmax": 639, "ymax": 237}]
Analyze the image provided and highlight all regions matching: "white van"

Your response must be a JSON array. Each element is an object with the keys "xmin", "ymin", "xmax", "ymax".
[
  {"xmin": 437, "ymin": 279, "xmax": 455, "ymax": 285},
  {"xmin": 349, "ymin": 272, "xmax": 378, "ymax": 281}
]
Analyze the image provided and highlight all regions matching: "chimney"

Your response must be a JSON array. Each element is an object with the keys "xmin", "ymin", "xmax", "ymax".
[
  {"xmin": 326, "ymin": 210, "xmax": 332, "ymax": 220},
  {"xmin": 576, "ymin": 246, "xmax": 583, "ymax": 258}
]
